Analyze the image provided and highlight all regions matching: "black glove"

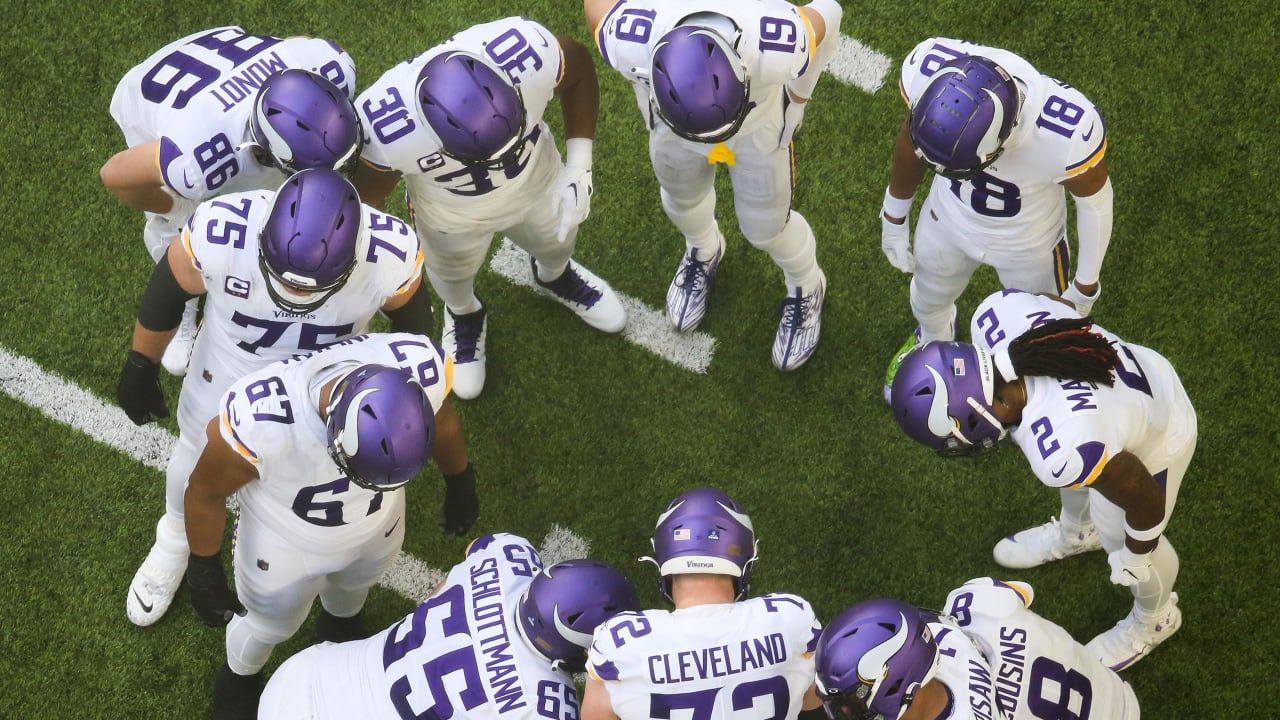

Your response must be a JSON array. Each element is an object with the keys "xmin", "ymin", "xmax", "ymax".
[
  {"xmin": 439, "ymin": 463, "xmax": 479, "ymax": 537},
  {"xmin": 187, "ymin": 552, "xmax": 245, "ymax": 627},
  {"xmin": 117, "ymin": 350, "xmax": 169, "ymax": 426}
]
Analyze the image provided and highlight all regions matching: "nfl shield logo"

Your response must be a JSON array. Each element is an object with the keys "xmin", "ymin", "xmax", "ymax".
[{"xmin": 674, "ymin": 528, "xmax": 691, "ymax": 541}]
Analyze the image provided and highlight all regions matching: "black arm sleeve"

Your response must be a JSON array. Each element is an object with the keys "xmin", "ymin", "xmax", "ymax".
[
  {"xmin": 137, "ymin": 258, "xmax": 198, "ymax": 332},
  {"xmin": 383, "ymin": 287, "xmax": 436, "ymax": 336}
]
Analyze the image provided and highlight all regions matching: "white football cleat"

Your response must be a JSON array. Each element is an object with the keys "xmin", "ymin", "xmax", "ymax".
[
  {"xmin": 772, "ymin": 272, "xmax": 826, "ymax": 371},
  {"xmin": 993, "ymin": 516, "xmax": 1103, "ymax": 569},
  {"xmin": 443, "ymin": 303, "xmax": 488, "ymax": 400},
  {"xmin": 1086, "ymin": 594, "xmax": 1182, "ymax": 671},
  {"xmin": 666, "ymin": 232, "xmax": 725, "ymax": 333},
  {"xmin": 161, "ymin": 301, "xmax": 199, "ymax": 377},
  {"xmin": 127, "ymin": 549, "xmax": 186, "ymax": 627},
  {"xmin": 531, "ymin": 257, "xmax": 626, "ymax": 333}
]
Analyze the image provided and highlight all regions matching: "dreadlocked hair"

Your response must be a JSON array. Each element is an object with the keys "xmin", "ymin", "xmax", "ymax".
[{"xmin": 1006, "ymin": 317, "xmax": 1119, "ymax": 386}]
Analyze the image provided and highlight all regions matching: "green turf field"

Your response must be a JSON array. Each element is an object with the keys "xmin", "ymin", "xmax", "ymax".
[{"xmin": 2, "ymin": 1, "xmax": 1277, "ymax": 716}]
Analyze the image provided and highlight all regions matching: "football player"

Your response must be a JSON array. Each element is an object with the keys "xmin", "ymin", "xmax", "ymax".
[
  {"xmin": 581, "ymin": 488, "xmax": 827, "ymax": 720},
  {"xmin": 258, "ymin": 534, "xmax": 640, "ymax": 720},
  {"xmin": 880, "ymin": 38, "xmax": 1114, "ymax": 400},
  {"xmin": 102, "ymin": 26, "xmax": 362, "ymax": 375},
  {"xmin": 116, "ymin": 169, "xmax": 443, "ymax": 630},
  {"xmin": 584, "ymin": 0, "xmax": 843, "ymax": 370},
  {"xmin": 889, "ymin": 290, "xmax": 1196, "ymax": 671},
  {"xmin": 814, "ymin": 598, "xmax": 1000, "ymax": 720},
  {"xmin": 183, "ymin": 334, "xmax": 476, "ymax": 718},
  {"xmin": 352, "ymin": 16, "xmax": 626, "ymax": 399},
  {"xmin": 814, "ymin": 578, "xmax": 1141, "ymax": 720}
]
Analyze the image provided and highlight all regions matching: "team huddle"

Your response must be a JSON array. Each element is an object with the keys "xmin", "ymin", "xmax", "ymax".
[{"xmin": 101, "ymin": 1, "xmax": 1193, "ymax": 719}]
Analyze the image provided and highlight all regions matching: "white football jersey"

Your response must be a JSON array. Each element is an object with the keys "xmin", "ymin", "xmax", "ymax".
[
  {"xmin": 588, "ymin": 593, "xmax": 820, "ymax": 720},
  {"xmin": 900, "ymin": 38, "xmax": 1106, "ymax": 250},
  {"xmin": 219, "ymin": 333, "xmax": 451, "ymax": 551},
  {"xmin": 180, "ymin": 189, "xmax": 423, "ymax": 387},
  {"xmin": 969, "ymin": 289, "xmax": 1082, "ymax": 351},
  {"xmin": 595, "ymin": 0, "xmax": 813, "ymax": 142},
  {"xmin": 358, "ymin": 16, "xmax": 563, "ymax": 222},
  {"xmin": 944, "ymin": 578, "xmax": 1139, "ymax": 720},
  {"xmin": 926, "ymin": 616, "xmax": 1004, "ymax": 720},
  {"xmin": 967, "ymin": 290, "xmax": 1197, "ymax": 491},
  {"xmin": 110, "ymin": 26, "xmax": 356, "ymax": 202},
  {"xmin": 279, "ymin": 532, "xmax": 571, "ymax": 720}
]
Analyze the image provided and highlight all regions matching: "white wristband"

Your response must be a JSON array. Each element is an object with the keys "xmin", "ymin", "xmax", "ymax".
[
  {"xmin": 565, "ymin": 137, "xmax": 593, "ymax": 172},
  {"xmin": 882, "ymin": 187, "xmax": 913, "ymax": 220},
  {"xmin": 1124, "ymin": 519, "xmax": 1163, "ymax": 542}
]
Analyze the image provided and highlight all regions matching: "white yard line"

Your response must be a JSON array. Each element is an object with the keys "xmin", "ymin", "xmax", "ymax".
[
  {"xmin": 488, "ymin": 238, "xmax": 716, "ymax": 374},
  {"xmin": 827, "ymin": 35, "xmax": 893, "ymax": 94},
  {"xmin": 0, "ymin": 345, "xmax": 588, "ymax": 603}
]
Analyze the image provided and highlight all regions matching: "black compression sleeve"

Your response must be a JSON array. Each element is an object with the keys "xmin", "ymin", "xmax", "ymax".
[
  {"xmin": 137, "ymin": 258, "xmax": 198, "ymax": 332},
  {"xmin": 384, "ymin": 288, "xmax": 436, "ymax": 336}
]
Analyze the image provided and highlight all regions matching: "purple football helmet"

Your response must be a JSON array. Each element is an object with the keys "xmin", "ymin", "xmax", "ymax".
[
  {"xmin": 649, "ymin": 19, "xmax": 752, "ymax": 143},
  {"xmin": 250, "ymin": 69, "xmax": 362, "ymax": 175},
  {"xmin": 909, "ymin": 56, "xmax": 1020, "ymax": 180},
  {"xmin": 516, "ymin": 559, "xmax": 641, "ymax": 671},
  {"xmin": 647, "ymin": 487, "xmax": 758, "ymax": 602},
  {"xmin": 814, "ymin": 600, "xmax": 940, "ymax": 720},
  {"xmin": 416, "ymin": 51, "xmax": 527, "ymax": 168},
  {"xmin": 324, "ymin": 364, "xmax": 435, "ymax": 491},
  {"xmin": 258, "ymin": 168, "xmax": 362, "ymax": 313},
  {"xmin": 889, "ymin": 341, "xmax": 1006, "ymax": 457}
]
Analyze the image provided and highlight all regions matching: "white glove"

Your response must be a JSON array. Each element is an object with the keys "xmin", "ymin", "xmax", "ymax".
[
  {"xmin": 779, "ymin": 93, "xmax": 807, "ymax": 150},
  {"xmin": 881, "ymin": 214, "xmax": 915, "ymax": 273},
  {"xmin": 1062, "ymin": 281, "xmax": 1101, "ymax": 316},
  {"xmin": 1108, "ymin": 546, "xmax": 1152, "ymax": 587},
  {"xmin": 556, "ymin": 138, "xmax": 594, "ymax": 244}
]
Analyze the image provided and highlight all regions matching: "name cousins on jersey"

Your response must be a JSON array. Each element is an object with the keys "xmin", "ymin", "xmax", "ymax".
[
  {"xmin": 470, "ymin": 556, "xmax": 527, "ymax": 713},
  {"xmin": 207, "ymin": 51, "xmax": 288, "ymax": 112},
  {"xmin": 993, "ymin": 626, "xmax": 1029, "ymax": 717},
  {"xmin": 646, "ymin": 632, "xmax": 789, "ymax": 685}
]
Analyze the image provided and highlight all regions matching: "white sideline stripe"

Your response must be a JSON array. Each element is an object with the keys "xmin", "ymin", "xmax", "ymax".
[
  {"xmin": 488, "ymin": 239, "xmax": 716, "ymax": 373},
  {"xmin": 828, "ymin": 35, "xmax": 893, "ymax": 94},
  {"xmin": 0, "ymin": 345, "xmax": 590, "ymax": 604}
]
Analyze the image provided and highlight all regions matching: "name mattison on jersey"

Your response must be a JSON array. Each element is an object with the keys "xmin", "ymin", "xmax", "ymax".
[{"xmin": 647, "ymin": 632, "xmax": 788, "ymax": 684}]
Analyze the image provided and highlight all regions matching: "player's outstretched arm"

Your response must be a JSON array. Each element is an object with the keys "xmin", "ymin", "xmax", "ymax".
[
  {"xmin": 1090, "ymin": 450, "xmax": 1166, "ymax": 587},
  {"xmin": 433, "ymin": 399, "xmax": 478, "ymax": 536},
  {"xmin": 1061, "ymin": 159, "xmax": 1113, "ymax": 312},
  {"xmin": 100, "ymin": 141, "xmax": 175, "ymax": 214},
  {"xmin": 185, "ymin": 417, "xmax": 256, "ymax": 626}
]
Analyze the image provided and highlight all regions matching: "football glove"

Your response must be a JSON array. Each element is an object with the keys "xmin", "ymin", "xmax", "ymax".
[
  {"xmin": 1062, "ymin": 281, "xmax": 1101, "ymax": 316},
  {"xmin": 1107, "ymin": 546, "xmax": 1153, "ymax": 587},
  {"xmin": 118, "ymin": 350, "xmax": 169, "ymax": 426},
  {"xmin": 556, "ymin": 138, "xmax": 594, "ymax": 244},
  {"xmin": 779, "ymin": 93, "xmax": 807, "ymax": 150},
  {"xmin": 881, "ymin": 214, "xmax": 915, "ymax": 274},
  {"xmin": 439, "ymin": 463, "xmax": 479, "ymax": 537},
  {"xmin": 187, "ymin": 552, "xmax": 245, "ymax": 627}
]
